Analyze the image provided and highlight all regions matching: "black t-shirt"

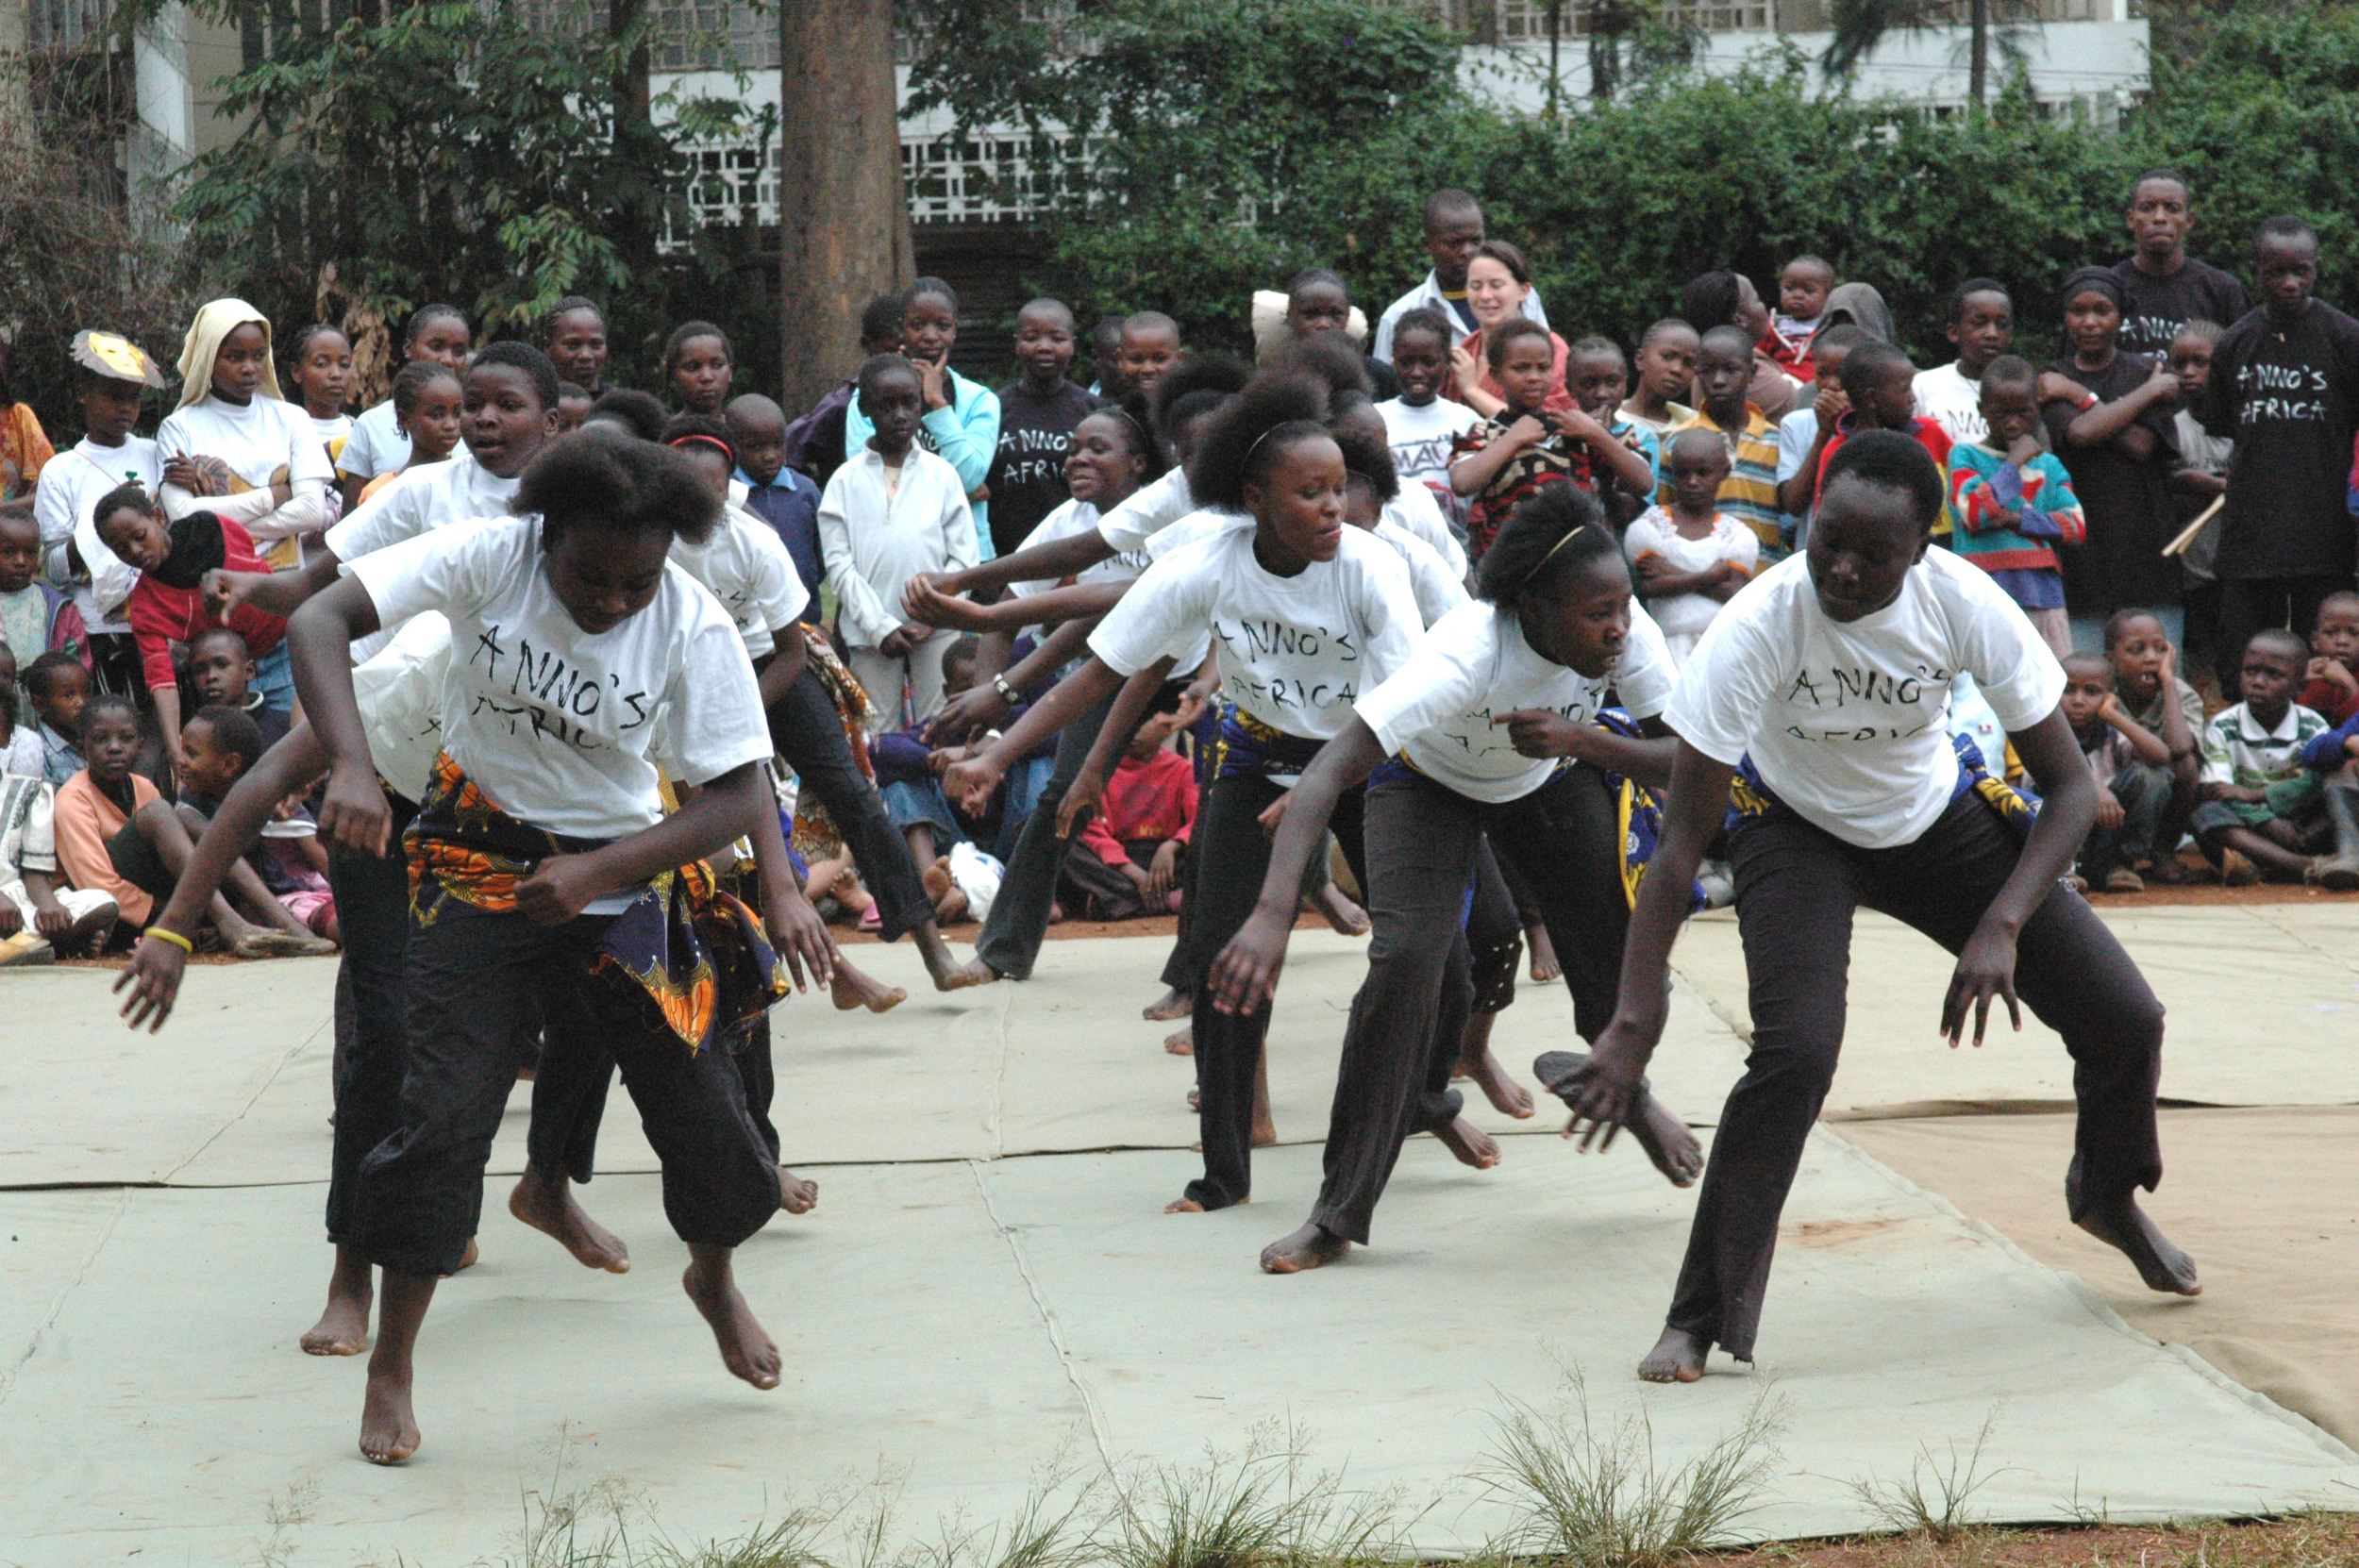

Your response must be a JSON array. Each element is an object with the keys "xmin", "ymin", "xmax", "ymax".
[
  {"xmin": 2196, "ymin": 299, "xmax": 2359, "ymax": 580},
  {"xmin": 2110, "ymin": 257, "xmax": 2251, "ymax": 359},
  {"xmin": 986, "ymin": 380, "xmax": 1103, "ymax": 556},
  {"xmin": 2041, "ymin": 350, "xmax": 2183, "ymax": 612}
]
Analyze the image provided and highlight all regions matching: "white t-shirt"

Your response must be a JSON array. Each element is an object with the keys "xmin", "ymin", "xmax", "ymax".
[
  {"xmin": 1096, "ymin": 467, "xmax": 1208, "ymax": 556},
  {"xmin": 1665, "ymin": 548, "xmax": 2065, "ymax": 850},
  {"xmin": 1370, "ymin": 518, "xmax": 1467, "ymax": 628},
  {"xmin": 1913, "ymin": 362, "xmax": 1987, "ymax": 446},
  {"xmin": 1621, "ymin": 507, "xmax": 1760, "ymax": 660},
  {"xmin": 1011, "ymin": 498, "xmax": 1149, "ymax": 592},
  {"xmin": 346, "ymin": 514, "xmax": 772, "ymax": 842},
  {"xmin": 1090, "ymin": 525, "xmax": 1422, "ymax": 742},
  {"xmin": 34, "ymin": 436, "xmax": 159, "ymax": 632},
  {"xmin": 1357, "ymin": 597, "xmax": 1676, "ymax": 805},
  {"xmin": 351, "ymin": 610, "xmax": 453, "ymax": 804},
  {"xmin": 669, "ymin": 504, "xmax": 810, "ymax": 659},
  {"xmin": 309, "ymin": 409, "xmax": 354, "ymax": 457},
  {"xmin": 156, "ymin": 394, "xmax": 335, "ymax": 492},
  {"xmin": 338, "ymin": 400, "xmax": 408, "ymax": 480},
  {"xmin": 325, "ymin": 452, "xmax": 520, "ymax": 564},
  {"xmin": 1380, "ymin": 478, "xmax": 1468, "ymax": 579},
  {"xmin": 1377, "ymin": 396, "xmax": 1481, "ymax": 501}
]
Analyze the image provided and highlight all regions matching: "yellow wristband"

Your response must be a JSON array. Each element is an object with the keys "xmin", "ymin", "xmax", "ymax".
[{"xmin": 142, "ymin": 926, "xmax": 194, "ymax": 954}]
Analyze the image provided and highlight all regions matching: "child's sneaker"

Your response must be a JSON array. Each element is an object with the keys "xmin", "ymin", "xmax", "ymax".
[{"xmin": 2102, "ymin": 867, "xmax": 2146, "ymax": 893}]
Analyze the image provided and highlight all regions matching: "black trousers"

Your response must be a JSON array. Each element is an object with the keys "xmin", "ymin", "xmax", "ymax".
[
  {"xmin": 1183, "ymin": 770, "xmax": 1373, "ymax": 1213},
  {"xmin": 1668, "ymin": 792, "xmax": 2166, "ymax": 1360},
  {"xmin": 766, "ymin": 659, "xmax": 932, "ymax": 942},
  {"xmin": 1465, "ymin": 836, "xmax": 1524, "ymax": 1016},
  {"xmin": 978, "ymin": 689, "xmax": 1148, "ymax": 980},
  {"xmin": 1300, "ymin": 766, "xmax": 1631, "ymax": 1243},
  {"xmin": 352, "ymin": 899, "xmax": 779, "ymax": 1276},
  {"xmin": 2216, "ymin": 574, "xmax": 2351, "ymax": 694},
  {"xmin": 322, "ymin": 792, "xmax": 417, "ymax": 1245}
]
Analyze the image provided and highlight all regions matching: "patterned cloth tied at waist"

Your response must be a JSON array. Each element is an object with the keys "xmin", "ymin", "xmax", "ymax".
[{"xmin": 406, "ymin": 751, "xmax": 789, "ymax": 1053}]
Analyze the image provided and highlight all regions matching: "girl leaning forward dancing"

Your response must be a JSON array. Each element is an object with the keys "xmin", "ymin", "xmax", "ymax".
[
  {"xmin": 1560, "ymin": 430, "xmax": 2195, "ymax": 1383},
  {"xmin": 1209, "ymin": 486, "xmax": 1703, "ymax": 1272},
  {"xmin": 288, "ymin": 426, "xmax": 795, "ymax": 1462}
]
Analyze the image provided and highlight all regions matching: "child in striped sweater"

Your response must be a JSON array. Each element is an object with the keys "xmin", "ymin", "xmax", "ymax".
[{"xmin": 1948, "ymin": 355, "xmax": 2085, "ymax": 659}]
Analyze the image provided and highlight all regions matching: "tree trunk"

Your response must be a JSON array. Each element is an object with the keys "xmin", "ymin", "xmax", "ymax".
[
  {"xmin": 778, "ymin": 0, "xmax": 912, "ymax": 418},
  {"xmin": 610, "ymin": 0, "xmax": 661, "ymax": 285},
  {"xmin": 1968, "ymin": 0, "xmax": 1988, "ymax": 108}
]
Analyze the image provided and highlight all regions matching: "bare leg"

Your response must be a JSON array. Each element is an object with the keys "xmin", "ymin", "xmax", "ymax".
[
  {"xmin": 301, "ymin": 1244, "xmax": 373, "ymax": 1356},
  {"xmin": 1637, "ymin": 1326, "xmax": 1709, "ymax": 1383},
  {"xmin": 1526, "ymin": 925, "xmax": 1562, "ymax": 983},
  {"xmin": 507, "ymin": 1165, "xmax": 630, "ymax": 1272},
  {"xmin": 2068, "ymin": 1169, "xmax": 2200, "ymax": 1295},
  {"xmin": 682, "ymin": 1243, "xmax": 781, "ymax": 1389},
  {"xmin": 1455, "ymin": 1011, "xmax": 1535, "ymax": 1118},
  {"xmin": 912, "ymin": 918, "xmax": 991, "ymax": 992},
  {"xmin": 1251, "ymin": 1052, "xmax": 1277, "ymax": 1147},
  {"xmin": 138, "ymin": 804, "xmax": 327, "ymax": 955},
  {"xmin": 360, "ymin": 1269, "xmax": 435, "ymax": 1463},
  {"xmin": 1312, "ymin": 882, "xmax": 1369, "ymax": 936}
]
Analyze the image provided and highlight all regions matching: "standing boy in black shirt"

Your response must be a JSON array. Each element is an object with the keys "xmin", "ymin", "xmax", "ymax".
[
  {"xmin": 986, "ymin": 299, "xmax": 1102, "ymax": 559},
  {"xmin": 2196, "ymin": 214, "xmax": 2359, "ymax": 692},
  {"xmin": 2112, "ymin": 170, "xmax": 2251, "ymax": 360}
]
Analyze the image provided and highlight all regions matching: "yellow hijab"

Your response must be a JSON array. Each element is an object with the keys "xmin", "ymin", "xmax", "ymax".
[{"xmin": 175, "ymin": 298, "xmax": 283, "ymax": 409}]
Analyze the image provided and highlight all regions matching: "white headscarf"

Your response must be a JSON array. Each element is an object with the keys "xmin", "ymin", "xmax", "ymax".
[{"xmin": 174, "ymin": 298, "xmax": 283, "ymax": 409}]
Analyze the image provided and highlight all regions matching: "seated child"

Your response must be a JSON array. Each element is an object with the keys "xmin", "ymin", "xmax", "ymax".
[
  {"xmin": 2105, "ymin": 609, "xmax": 2206, "ymax": 881},
  {"xmin": 22, "ymin": 649, "xmax": 90, "ymax": 786},
  {"xmin": 1059, "ymin": 707, "xmax": 1196, "ymax": 923},
  {"xmin": 92, "ymin": 484, "xmax": 290, "ymax": 771},
  {"xmin": 0, "ymin": 769, "xmax": 118, "ymax": 963},
  {"xmin": 354, "ymin": 362, "xmax": 464, "ymax": 507},
  {"xmin": 2298, "ymin": 589, "xmax": 2359, "ymax": 727},
  {"xmin": 183, "ymin": 626, "xmax": 290, "ymax": 753},
  {"xmin": 2193, "ymin": 628, "xmax": 2334, "ymax": 885},
  {"xmin": 0, "ymin": 649, "xmax": 45, "ymax": 777},
  {"xmin": 1947, "ymin": 355, "xmax": 2084, "ymax": 659},
  {"xmin": 54, "ymin": 695, "xmax": 329, "ymax": 955},
  {"xmin": 1623, "ymin": 427, "xmax": 1755, "ymax": 666},
  {"xmin": 174, "ymin": 705, "xmax": 337, "ymax": 942},
  {"xmin": 1762, "ymin": 255, "xmax": 1833, "ymax": 381},
  {"xmin": 2298, "ymin": 682, "xmax": 2359, "ymax": 889},
  {"xmin": 2060, "ymin": 652, "xmax": 2173, "ymax": 892}
]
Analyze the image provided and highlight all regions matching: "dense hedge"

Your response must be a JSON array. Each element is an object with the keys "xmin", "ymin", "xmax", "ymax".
[{"xmin": 914, "ymin": 0, "xmax": 2359, "ymax": 367}]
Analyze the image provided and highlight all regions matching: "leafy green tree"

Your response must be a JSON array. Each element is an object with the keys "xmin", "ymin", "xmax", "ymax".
[{"xmin": 165, "ymin": 0, "xmax": 773, "ymax": 392}]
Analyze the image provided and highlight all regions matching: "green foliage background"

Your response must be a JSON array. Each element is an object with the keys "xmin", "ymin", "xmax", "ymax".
[{"xmin": 907, "ymin": 0, "xmax": 2359, "ymax": 370}]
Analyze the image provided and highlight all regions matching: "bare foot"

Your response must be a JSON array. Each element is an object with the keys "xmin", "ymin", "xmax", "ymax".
[
  {"xmin": 300, "ymin": 1250, "xmax": 372, "ymax": 1356},
  {"xmin": 359, "ymin": 1369, "xmax": 421, "ymax": 1463},
  {"xmin": 1533, "ymin": 1052, "xmax": 1704, "ymax": 1187},
  {"xmin": 1637, "ymin": 1326, "xmax": 1708, "ymax": 1383},
  {"xmin": 1261, "ymin": 1222, "xmax": 1349, "ymax": 1274},
  {"xmin": 1527, "ymin": 926, "xmax": 1562, "ymax": 983},
  {"xmin": 1314, "ymin": 883, "xmax": 1369, "ymax": 936},
  {"xmin": 778, "ymin": 1167, "xmax": 818, "ymax": 1214},
  {"xmin": 1432, "ymin": 1115, "xmax": 1502, "ymax": 1169},
  {"xmin": 1252, "ymin": 1112, "xmax": 1278, "ymax": 1149},
  {"xmin": 1459, "ymin": 1044, "xmax": 1535, "ymax": 1118},
  {"xmin": 455, "ymin": 1238, "xmax": 479, "ymax": 1271},
  {"xmin": 681, "ymin": 1249, "xmax": 781, "ymax": 1390},
  {"xmin": 1164, "ymin": 1196, "xmax": 1208, "ymax": 1213},
  {"xmin": 508, "ymin": 1168, "xmax": 629, "ymax": 1273},
  {"xmin": 830, "ymin": 963, "xmax": 908, "ymax": 1013},
  {"xmin": 1164, "ymin": 1026, "xmax": 1195, "ymax": 1056},
  {"xmin": 2073, "ymin": 1187, "xmax": 2200, "ymax": 1295},
  {"xmin": 1144, "ymin": 986, "xmax": 1193, "ymax": 1022},
  {"xmin": 937, "ymin": 957, "xmax": 999, "ymax": 992}
]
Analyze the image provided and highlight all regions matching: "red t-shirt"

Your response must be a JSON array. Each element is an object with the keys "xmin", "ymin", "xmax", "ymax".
[{"xmin": 125, "ymin": 513, "xmax": 288, "ymax": 691}]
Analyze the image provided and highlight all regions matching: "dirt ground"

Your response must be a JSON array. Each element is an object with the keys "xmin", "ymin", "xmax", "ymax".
[{"xmin": 1717, "ymin": 1513, "xmax": 2359, "ymax": 1567}]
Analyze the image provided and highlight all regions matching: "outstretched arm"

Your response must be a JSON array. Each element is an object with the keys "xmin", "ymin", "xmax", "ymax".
[
  {"xmin": 908, "ymin": 527, "xmax": 1115, "ymax": 609},
  {"xmin": 941, "ymin": 655, "xmax": 1128, "ymax": 814},
  {"xmin": 1204, "ymin": 718, "xmax": 1389, "ymax": 1014},
  {"xmin": 287, "ymin": 576, "xmax": 387, "ymax": 857},
  {"xmin": 1562, "ymin": 739, "xmax": 1735, "ymax": 1145},
  {"xmin": 114, "ymin": 725, "xmax": 330, "ymax": 1030},
  {"xmin": 1938, "ymin": 707, "xmax": 2091, "ymax": 1049},
  {"xmin": 1056, "ymin": 658, "xmax": 1180, "ymax": 838}
]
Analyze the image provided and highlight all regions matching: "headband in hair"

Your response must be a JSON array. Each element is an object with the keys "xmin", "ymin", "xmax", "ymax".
[
  {"xmin": 668, "ymin": 433, "xmax": 735, "ymax": 463},
  {"xmin": 2059, "ymin": 266, "xmax": 2126, "ymax": 312},
  {"xmin": 1522, "ymin": 523, "xmax": 1596, "ymax": 587},
  {"xmin": 1103, "ymin": 403, "xmax": 1152, "ymax": 452}
]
